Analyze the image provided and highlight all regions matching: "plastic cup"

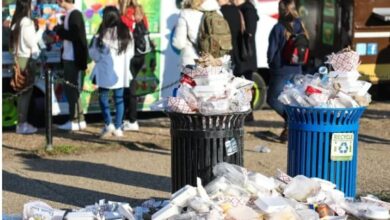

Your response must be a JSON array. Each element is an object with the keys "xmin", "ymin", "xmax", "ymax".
[
  {"xmin": 37, "ymin": 18, "xmax": 46, "ymax": 28},
  {"xmin": 49, "ymin": 17, "xmax": 57, "ymax": 26}
]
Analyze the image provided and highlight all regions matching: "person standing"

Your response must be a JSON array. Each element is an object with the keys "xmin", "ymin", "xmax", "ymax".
[
  {"xmin": 10, "ymin": 0, "xmax": 45, "ymax": 134},
  {"xmin": 233, "ymin": 0, "xmax": 258, "ymax": 122},
  {"xmin": 217, "ymin": 0, "xmax": 242, "ymax": 75},
  {"xmin": 120, "ymin": 1, "xmax": 150, "ymax": 131},
  {"xmin": 267, "ymin": 0, "xmax": 309, "ymax": 142},
  {"xmin": 172, "ymin": 0, "xmax": 222, "ymax": 68},
  {"xmin": 233, "ymin": 0, "xmax": 258, "ymax": 79},
  {"xmin": 55, "ymin": 0, "xmax": 88, "ymax": 131},
  {"xmin": 89, "ymin": 6, "xmax": 134, "ymax": 137}
]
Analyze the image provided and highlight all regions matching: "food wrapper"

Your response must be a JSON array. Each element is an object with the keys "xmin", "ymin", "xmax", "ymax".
[
  {"xmin": 326, "ymin": 48, "xmax": 360, "ymax": 72},
  {"xmin": 177, "ymin": 86, "xmax": 198, "ymax": 110},
  {"xmin": 199, "ymin": 98, "xmax": 229, "ymax": 115},
  {"xmin": 275, "ymin": 169, "xmax": 293, "ymax": 184},
  {"xmin": 168, "ymin": 97, "xmax": 195, "ymax": 114}
]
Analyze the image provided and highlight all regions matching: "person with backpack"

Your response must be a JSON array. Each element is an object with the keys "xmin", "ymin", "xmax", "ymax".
[
  {"xmin": 120, "ymin": 1, "xmax": 152, "ymax": 131},
  {"xmin": 10, "ymin": 0, "xmax": 45, "ymax": 134},
  {"xmin": 173, "ymin": 0, "xmax": 228, "ymax": 68},
  {"xmin": 267, "ymin": 0, "xmax": 309, "ymax": 143},
  {"xmin": 89, "ymin": 6, "xmax": 134, "ymax": 137}
]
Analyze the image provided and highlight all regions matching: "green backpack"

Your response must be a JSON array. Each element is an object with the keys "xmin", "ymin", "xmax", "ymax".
[{"xmin": 197, "ymin": 11, "xmax": 232, "ymax": 58}]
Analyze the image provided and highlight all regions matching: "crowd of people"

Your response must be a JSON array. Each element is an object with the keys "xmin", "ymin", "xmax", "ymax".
[{"xmin": 9, "ymin": 0, "xmax": 307, "ymax": 142}]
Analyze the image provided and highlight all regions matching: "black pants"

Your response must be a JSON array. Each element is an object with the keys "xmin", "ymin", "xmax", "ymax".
[{"xmin": 124, "ymin": 55, "xmax": 145, "ymax": 123}]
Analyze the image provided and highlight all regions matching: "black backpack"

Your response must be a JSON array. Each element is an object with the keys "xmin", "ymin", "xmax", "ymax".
[
  {"xmin": 282, "ymin": 22, "xmax": 309, "ymax": 65},
  {"xmin": 133, "ymin": 21, "xmax": 152, "ymax": 55}
]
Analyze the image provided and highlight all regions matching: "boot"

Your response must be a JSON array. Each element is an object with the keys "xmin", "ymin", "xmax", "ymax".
[{"xmin": 279, "ymin": 122, "xmax": 288, "ymax": 143}]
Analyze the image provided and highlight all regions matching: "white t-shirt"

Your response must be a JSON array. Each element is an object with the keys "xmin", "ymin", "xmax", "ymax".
[
  {"xmin": 62, "ymin": 7, "xmax": 77, "ymax": 61},
  {"xmin": 11, "ymin": 17, "xmax": 44, "ymax": 59}
]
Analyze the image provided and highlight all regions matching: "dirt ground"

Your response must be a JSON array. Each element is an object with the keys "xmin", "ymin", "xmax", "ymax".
[{"xmin": 2, "ymin": 101, "xmax": 390, "ymax": 213}]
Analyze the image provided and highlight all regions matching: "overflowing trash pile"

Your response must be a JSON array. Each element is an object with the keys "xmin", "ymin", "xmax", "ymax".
[
  {"xmin": 165, "ymin": 55, "xmax": 254, "ymax": 115},
  {"xmin": 21, "ymin": 163, "xmax": 390, "ymax": 220},
  {"xmin": 278, "ymin": 48, "xmax": 372, "ymax": 108}
]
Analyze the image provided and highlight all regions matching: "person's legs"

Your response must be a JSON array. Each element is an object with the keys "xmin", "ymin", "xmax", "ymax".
[
  {"xmin": 63, "ymin": 61, "xmax": 85, "ymax": 122},
  {"xmin": 98, "ymin": 88, "xmax": 112, "ymax": 126},
  {"xmin": 16, "ymin": 57, "xmax": 34, "ymax": 124},
  {"xmin": 17, "ymin": 88, "xmax": 33, "ymax": 123},
  {"xmin": 243, "ymin": 70, "xmax": 255, "ymax": 122},
  {"xmin": 267, "ymin": 71, "xmax": 295, "ymax": 142},
  {"xmin": 15, "ymin": 57, "xmax": 37, "ymax": 134},
  {"xmin": 113, "ymin": 88, "xmax": 124, "ymax": 129},
  {"xmin": 267, "ymin": 72, "xmax": 295, "ymax": 119},
  {"xmin": 127, "ymin": 55, "xmax": 145, "ymax": 123}
]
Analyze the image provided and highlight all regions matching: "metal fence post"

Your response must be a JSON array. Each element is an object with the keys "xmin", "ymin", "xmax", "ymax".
[{"xmin": 45, "ymin": 65, "xmax": 53, "ymax": 151}]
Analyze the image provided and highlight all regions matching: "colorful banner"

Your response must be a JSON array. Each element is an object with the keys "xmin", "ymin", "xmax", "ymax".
[
  {"xmin": 139, "ymin": 0, "xmax": 161, "ymax": 33},
  {"xmin": 80, "ymin": 0, "xmax": 162, "ymax": 112},
  {"xmin": 136, "ymin": 37, "xmax": 161, "ymax": 109},
  {"xmin": 82, "ymin": 0, "xmax": 161, "ymax": 37}
]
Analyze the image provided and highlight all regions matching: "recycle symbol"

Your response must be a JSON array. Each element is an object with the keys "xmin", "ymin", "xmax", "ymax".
[{"xmin": 339, "ymin": 142, "xmax": 348, "ymax": 153}]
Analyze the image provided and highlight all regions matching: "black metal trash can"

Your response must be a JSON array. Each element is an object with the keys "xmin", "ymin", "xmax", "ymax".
[{"xmin": 167, "ymin": 112, "xmax": 249, "ymax": 192}]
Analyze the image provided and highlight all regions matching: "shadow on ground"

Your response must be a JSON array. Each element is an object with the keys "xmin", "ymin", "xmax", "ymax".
[
  {"xmin": 248, "ymin": 131, "xmax": 282, "ymax": 143},
  {"xmin": 35, "ymin": 130, "xmax": 172, "ymax": 155},
  {"xmin": 362, "ymin": 108, "xmax": 390, "ymax": 120},
  {"xmin": 358, "ymin": 134, "xmax": 390, "ymax": 145},
  {"xmin": 18, "ymin": 156, "xmax": 171, "ymax": 193},
  {"xmin": 3, "ymin": 171, "xmax": 167, "ymax": 207},
  {"xmin": 244, "ymin": 120, "xmax": 284, "ymax": 128}
]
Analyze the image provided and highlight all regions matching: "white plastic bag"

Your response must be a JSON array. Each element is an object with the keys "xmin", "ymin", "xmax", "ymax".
[
  {"xmin": 213, "ymin": 163, "xmax": 248, "ymax": 186},
  {"xmin": 283, "ymin": 175, "xmax": 321, "ymax": 202}
]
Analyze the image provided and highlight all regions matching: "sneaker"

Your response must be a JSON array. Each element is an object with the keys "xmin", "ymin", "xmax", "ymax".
[
  {"xmin": 100, "ymin": 124, "xmax": 115, "ymax": 137},
  {"xmin": 79, "ymin": 121, "xmax": 87, "ymax": 130},
  {"xmin": 113, "ymin": 128, "xmax": 123, "ymax": 137},
  {"xmin": 57, "ymin": 121, "xmax": 80, "ymax": 131},
  {"xmin": 16, "ymin": 122, "xmax": 37, "ymax": 134},
  {"xmin": 122, "ymin": 120, "xmax": 139, "ymax": 131}
]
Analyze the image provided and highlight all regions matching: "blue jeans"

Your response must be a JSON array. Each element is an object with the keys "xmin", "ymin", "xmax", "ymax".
[
  {"xmin": 98, "ymin": 88, "xmax": 124, "ymax": 129},
  {"xmin": 267, "ymin": 72, "xmax": 297, "ymax": 120}
]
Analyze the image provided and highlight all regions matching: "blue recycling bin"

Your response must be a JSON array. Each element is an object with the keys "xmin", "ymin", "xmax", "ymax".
[{"xmin": 285, "ymin": 105, "xmax": 366, "ymax": 197}]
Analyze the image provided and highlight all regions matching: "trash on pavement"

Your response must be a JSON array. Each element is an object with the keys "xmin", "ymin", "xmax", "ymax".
[
  {"xmin": 254, "ymin": 145, "xmax": 271, "ymax": 153},
  {"xmin": 20, "ymin": 163, "xmax": 390, "ymax": 220}
]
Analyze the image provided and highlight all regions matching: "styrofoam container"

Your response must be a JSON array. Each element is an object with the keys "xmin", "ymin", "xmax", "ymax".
[
  {"xmin": 170, "ymin": 185, "xmax": 198, "ymax": 207},
  {"xmin": 151, "ymin": 203, "xmax": 181, "ymax": 220},
  {"xmin": 254, "ymin": 196, "xmax": 290, "ymax": 213}
]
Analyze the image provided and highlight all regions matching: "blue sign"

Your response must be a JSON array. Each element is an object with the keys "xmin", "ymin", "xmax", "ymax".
[
  {"xmin": 367, "ymin": 43, "xmax": 378, "ymax": 55},
  {"xmin": 356, "ymin": 43, "xmax": 367, "ymax": 56}
]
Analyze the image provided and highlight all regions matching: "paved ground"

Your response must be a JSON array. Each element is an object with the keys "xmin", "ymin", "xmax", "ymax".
[{"xmin": 2, "ymin": 102, "xmax": 390, "ymax": 213}]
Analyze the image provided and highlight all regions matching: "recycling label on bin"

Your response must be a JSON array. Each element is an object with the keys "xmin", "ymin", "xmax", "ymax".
[
  {"xmin": 331, "ymin": 133, "xmax": 354, "ymax": 161},
  {"xmin": 225, "ymin": 138, "xmax": 238, "ymax": 156}
]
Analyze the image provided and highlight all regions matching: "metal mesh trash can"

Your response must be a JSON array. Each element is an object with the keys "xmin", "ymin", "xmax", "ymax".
[
  {"xmin": 285, "ymin": 106, "xmax": 366, "ymax": 197},
  {"xmin": 167, "ymin": 112, "xmax": 249, "ymax": 192}
]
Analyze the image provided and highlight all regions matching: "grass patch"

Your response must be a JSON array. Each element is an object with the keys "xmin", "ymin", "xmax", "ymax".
[
  {"xmin": 37, "ymin": 144, "xmax": 79, "ymax": 156},
  {"xmin": 33, "ymin": 144, "xmax": 121, "ymax": 157}
]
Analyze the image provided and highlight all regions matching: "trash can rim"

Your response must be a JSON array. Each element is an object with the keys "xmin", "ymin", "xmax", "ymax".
[
  {"xmin": 284, "ymin": 105, "xmax": 367, "ymax": 111},
  {"xmin": 164, "ymin": 110, "xmax": 251, "ymax": 117}
]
